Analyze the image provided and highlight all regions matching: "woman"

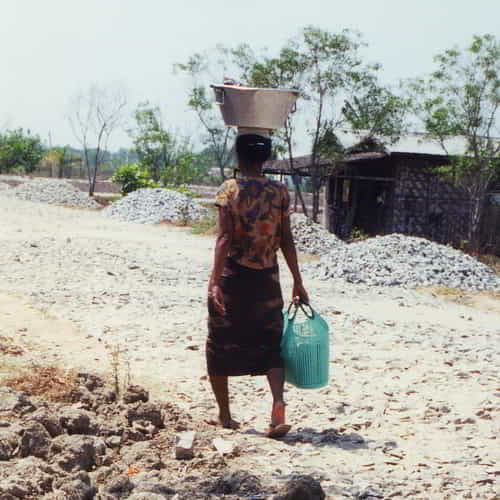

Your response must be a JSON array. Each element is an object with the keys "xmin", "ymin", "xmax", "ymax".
[{"xmin": 207, "ymin": 131, "xmax": 308, "ymax": 438}]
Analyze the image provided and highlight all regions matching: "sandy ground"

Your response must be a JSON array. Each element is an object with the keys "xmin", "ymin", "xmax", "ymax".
[{"xmin": 0, "ymin": 195, "xmax": 499, "ymax": 499}]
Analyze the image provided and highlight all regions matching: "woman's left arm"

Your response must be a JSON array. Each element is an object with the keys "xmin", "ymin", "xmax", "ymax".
[{"xmin": 208, "ymin": 206, "xmax": 233, "ymax": 315}]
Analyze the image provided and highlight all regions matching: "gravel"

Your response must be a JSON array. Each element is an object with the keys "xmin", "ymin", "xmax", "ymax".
[
  {"xmin": 103, "ymin": 188, "xmax": 207, "ymax": 224},
  {"xmin": 0, "ymin": 178, "xmax": 100, "ymax": 209},
  {"xmin": 305, "ymin": 233, "xmax": 500, "ymax": 291},
  {"xmin": 290, "ymin": 213, "xmax": 345, "ymax": 255}
]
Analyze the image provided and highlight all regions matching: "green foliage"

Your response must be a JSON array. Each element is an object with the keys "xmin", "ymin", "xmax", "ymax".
[
  {"xmin": 342, "ymin": 80, "xmax": 410, "ymax": 144},
  {"xmin": 410, "ymin": 34, "xmax": 499, "ymax": 163},
  {"xmin": 111, "ymin": 164, "xmax": 159, "ymax": 194},
  {"xmin": 408, "ymin": 34, "xmax": 500, "ymax": 249},
  {"xmin": 174, "ymin": 53, "xmax": 236, "ymax": 180},
  {"xmin": 130, "ymin": 101, "xmax": 176, "ymax": 182},
  {"xmin": 160, "ymin": 150, "xmax": 205, "ymax": 187},
  {"xmin": 0, "ymin": 128, "xmax": 44, "ymax": 173},
  {"xmin": 130, "ymin": 101, "xmax": 209, "ymax": 186}
]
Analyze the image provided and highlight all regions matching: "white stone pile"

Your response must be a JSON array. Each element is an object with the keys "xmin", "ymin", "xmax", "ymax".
[
  {"xmin": 0, "ymin": 182, "xmax": 10, "ymax": 191},
  {"xmin": 103, "ymin": 188, "xmax": 207, "ymax": 224},
  {"xmin": 290, "ymin": 213, "xmax": 345, "ymax": 256},
  {"xmin": 0, "ymin": 178, "xmax": 100, "ymax": 209},
  {"xmin": 306, "ymin": 233, "xmax": 500, "ymax": 291}
]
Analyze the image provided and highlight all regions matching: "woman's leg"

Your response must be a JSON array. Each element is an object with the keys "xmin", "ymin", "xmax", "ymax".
[
  {"xmin": 209, "ymin": 375, "xmax": 240, "ymax": 429},
  {"xmin": 266, "ymin": 367, "xmax": 286, "ymax": 425}
]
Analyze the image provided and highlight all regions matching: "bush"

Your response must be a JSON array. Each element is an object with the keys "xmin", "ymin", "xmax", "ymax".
[
  {"xmin": 0, "ymin": 128, "xmax": 44, "ymax": 173},
  {"xmin": 111, "ymin": 164, "xmax": 159, "ymax": 194}
]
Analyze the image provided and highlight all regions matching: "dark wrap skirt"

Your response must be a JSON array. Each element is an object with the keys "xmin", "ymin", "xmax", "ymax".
[{"xmin": 207, "ymin": 258, "xmax": 284, "ymax": 376}]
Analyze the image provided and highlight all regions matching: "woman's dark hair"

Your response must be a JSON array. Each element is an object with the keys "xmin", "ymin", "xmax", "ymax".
[{"xmin": 236, "ymin": 134, "xmax": 272, "ymax": 167}]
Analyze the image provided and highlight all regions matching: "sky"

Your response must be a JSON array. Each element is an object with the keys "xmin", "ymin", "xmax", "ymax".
[{"xmin": 1, "ymin": 0, "xmax": 499, "ymax": 152}]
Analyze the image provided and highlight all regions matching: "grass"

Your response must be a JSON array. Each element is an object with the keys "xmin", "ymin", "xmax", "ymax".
[
  {"xmin": 3, "ymin": 364, "xmax": 80, "ymax": 403},
  {"xmin": 191, "ymin": 215, "xmax": 217, "ymax": 235},
  {"xmin": 191, "ymin": 205, "xmax": 217, "ymax": 236}
]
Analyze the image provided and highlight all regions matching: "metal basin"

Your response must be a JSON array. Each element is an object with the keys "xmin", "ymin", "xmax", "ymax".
[{"xmin": 211, "ymin": 84, "xmax": 300, "ymax": 130}]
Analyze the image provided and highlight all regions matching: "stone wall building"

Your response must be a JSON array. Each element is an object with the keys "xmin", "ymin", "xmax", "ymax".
[{"xmin": 264, "ymin": 141, "xmax": 499, "ymax": 254}]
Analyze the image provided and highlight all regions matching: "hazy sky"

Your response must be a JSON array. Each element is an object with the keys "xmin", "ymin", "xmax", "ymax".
[{"xmin": 1, "ymin": 0, "xmax": 499, "ymax": 151}]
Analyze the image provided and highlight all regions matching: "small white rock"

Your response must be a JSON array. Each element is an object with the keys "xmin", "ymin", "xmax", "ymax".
[
  {"xmin": 212, "ymin": 438, "xmax": 237, "ymax": 455},
  {"xmin": 175, "ymin": 431, "xmax": 196, "ymax": 460}
]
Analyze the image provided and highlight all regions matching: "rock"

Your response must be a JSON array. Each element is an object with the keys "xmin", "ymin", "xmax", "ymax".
[
  {"xmin": 132, "ymin": 480, "xmax": 176, "ymax": 497},
  {"xmin": 126, "ymin": 402, "xmax": 163, "ymax": 429},
  {"xmin": 123, "ymin": 385, "xmax": 149, "ymax": 404},
  {"xmin": 175, "ymin": 431, "xmax": 196, "ymax": 460},
  {"xmin": 105, "ymin": 435, "xmax": 122, "ymax": 448},
  {"xmin": 305, "ymin": 233, "xmax": 500, "ymax": 291},
  {"xmin": 52, "ymin": 471, "xmax": 96, "ymax": 500},
  {"xmin": 76, "ymin": 372, "xmax": 105, "ymax": 392},
  {"xmin": 49, "ymin": 435, "xmax": 101, "ymax": 472},
  {"xmin": 291, "ymin": 213, "xmax": 345, "ymax": 256},
  {"xmin": 0, "ymin": 388, "xmax": 35, "ymax": 414},
  {"xmin": 128, "ymin": 494, "xmax": 167, "ymax": 500},
  {"xmin": 354, "ymin": 486, "xmax": 384, "ymax": 499},
  {"xmin": 0, "ymin": 429, "xmax": 20, "ymax": 460},
  {"xmin": 0, "ymin": 456, "xmax": 58, "ymax": 498},
  {"xmin": 274, "ymin": 475, "xmax": 326, "ymax": 500},
  {"xmin": 120, "ymin": 441, "xmax": 164, "ymax": 470},
  {"xmin": 129, "ymin": 419, "xmax": 156, "ymax": 441},
  {"xmin": 2, "ymin": 178, "xmax": 100, "ymax": 209},
  {"xmin": 101, "ymin": 475, "xmax": 134, "ymax": 496},
  {"xmin": 30, "ymin": 407, "xmax": 64, "ymax": 437},
  {"xmin": 19, "ymin": 422, "xmax": 52, "ymax": 459},
  {"xmin": 59, "ymin": 406, "xmax": 97, "ymax": 435},
  {"xmin": 103, "ymin": 188, "xmax": 207, "ymax": 225},
  {"xmin": 209, "ymin": 470, "xmax": 262, "ymax": 496},
  {"xmin": 212, "ymin": 438, "xmax": 238, "ymax": 456}
]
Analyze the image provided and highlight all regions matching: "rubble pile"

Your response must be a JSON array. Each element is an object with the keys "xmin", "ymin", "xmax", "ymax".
[
  {"xmin": 0, "ymin": 178, "xmax": 100, "ymax": 209},
  {"xmin": 306, "ymin": 233, "xmax": 500, "ymax": 291},
  {"xmin": 290, "ymin": 213, "xmax": 345, "ymax": 256},
  {"xmin": 0, "ymin": 375, "xmax": 326, "ymax": 499},
  {"xmin": 103, "ymin": 188, "xmax": 207, "ymax": 224}
]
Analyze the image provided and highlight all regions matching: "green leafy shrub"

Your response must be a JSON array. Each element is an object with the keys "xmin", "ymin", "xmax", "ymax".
[{"xmin": 111, "ymin": 164, "xmax": 159, "ymax": 194}]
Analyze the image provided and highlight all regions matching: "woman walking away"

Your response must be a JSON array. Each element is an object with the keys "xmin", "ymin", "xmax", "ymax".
[{"xmin": 206, "ymin": 131, "xmax": 308, "ymax": 438}]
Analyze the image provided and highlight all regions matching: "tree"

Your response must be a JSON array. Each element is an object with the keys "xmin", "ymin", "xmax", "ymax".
[
  {"xmin": 342, "ymin": 78, "xmax": 410, "ymax": 145},
  {"xmin": 296, "ymin": 27, "xmax": 381, "ymax": 221},
  {"xmin": 233, "ymin": 42, "xmax": 310, "ymax": 215},
  {"xmin": 410, "ymin": 34, "xmax": 500, "ymax": 250},
  {"xmin": 174, "ymin": 53, "xmax": 235, "ymax": 180},
  {"xmin": 237, "ymin": 27, "xmax": 408, "ymax": 222},
  {"xmin": 68, "ymin": 83, "xmax": 127, "ymax": 196},
  {"xmin": 130, "ymin": 101, "xmax": 176, "ymax": 182},
  {"xmin": 0, "ymin": 128, "xmax": 44, "ymax": 173}
]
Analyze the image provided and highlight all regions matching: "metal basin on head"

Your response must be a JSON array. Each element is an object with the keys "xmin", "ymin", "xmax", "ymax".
[{"xmin": 211, "ymin": 84, "xmax": 300, "ymax": 130}]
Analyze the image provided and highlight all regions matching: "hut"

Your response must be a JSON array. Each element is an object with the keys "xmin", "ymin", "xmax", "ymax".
[{"xmin": 263, "ymin": 135, "xmax": 499, "ymax": 253}]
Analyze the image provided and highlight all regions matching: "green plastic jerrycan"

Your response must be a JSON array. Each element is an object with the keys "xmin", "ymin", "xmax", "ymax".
[{"xmin": 281, "ymin": 302, "xmax": 330, "ymax": 389}]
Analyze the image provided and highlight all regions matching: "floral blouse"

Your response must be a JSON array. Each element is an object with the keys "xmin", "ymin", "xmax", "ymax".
[{"xmin": 215, "ymin": 176, "xmax": 290, "ymax": 269}]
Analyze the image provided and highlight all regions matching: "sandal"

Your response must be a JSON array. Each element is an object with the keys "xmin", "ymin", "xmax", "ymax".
[
  {"xmin": 266, "ymin": 423, "xmax": 291, "ymax": 439},
  {"xmin": 266, "ymin": 401, "xmax": 291, "ymax": 438}
]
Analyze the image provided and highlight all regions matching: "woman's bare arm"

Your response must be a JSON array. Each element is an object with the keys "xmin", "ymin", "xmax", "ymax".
[
  {"xmin": 280, "ymin": 214, "xmax": 309, "ymax": 304},
  {"xmin": 208, "ymin": 206, "xmax": 233, "ymax": 314}
]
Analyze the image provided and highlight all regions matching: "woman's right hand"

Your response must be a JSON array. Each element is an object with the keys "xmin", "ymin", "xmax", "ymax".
[
  {"xmin": 292, "ymin": 281, "xmax": 309, "ymax": 305},
  {"xmin": 209, "ymin": 284, "xmax": 226, "ymax": 315}
]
